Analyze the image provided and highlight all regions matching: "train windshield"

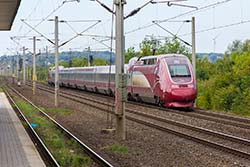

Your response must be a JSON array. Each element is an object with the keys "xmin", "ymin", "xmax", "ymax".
[{"xmin": 168, "ymin": 64, "xmax": 191, "ymax": 77}]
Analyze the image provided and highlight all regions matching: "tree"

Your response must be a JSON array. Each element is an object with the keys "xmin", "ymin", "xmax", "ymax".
[
  {"xmin": 125, "ymin": 47, "xmax": 139, "ymax": 63},
  {"xmin": 140, "ymin": 36, "xmax": 161, "ymax": 56},
  {"xmin": 226, "ymin": 40, "xmax": 243, "ymax": 55},
  {"xmin": 225, "ymin": 39, "xmax": 250, "ymax": 55},
  {"xmin": 92, "ymin": 58, "xmax": 108, "ymax": 66},
  {"xmin": 242, "ymin": 39, "xmax": 250, "ymax": 53},
  {"xmin": 196, "ymin": 56, "xmax": 214, "ymax": 80},
  {"xmin": 59, "ymin": 61, "xmax": 70, "ymax": 67},
  {"xmin": 139, "ymin": 37, "xmax": 191, "ymax": 57},
  {"xmin": 197, "ymin": 39, "xmax": 250, "ymax": 116},
  {"xmin": 158, "ymin": 38, "xmax": 191, "ymax": 56},
  {"xmin": 72, "ymin": 58, "xmax": 88, "ymax": 67}
]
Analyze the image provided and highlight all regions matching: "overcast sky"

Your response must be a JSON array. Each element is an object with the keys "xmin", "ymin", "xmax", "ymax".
[{"xmin": 0, "ymin": 0, "xmax": 250, "ymax": 55}]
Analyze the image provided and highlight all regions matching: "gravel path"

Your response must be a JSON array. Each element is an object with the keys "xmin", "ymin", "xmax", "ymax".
[{"xmin": 12, "ymin": 84, "xmax": 250, "ymax": 167}]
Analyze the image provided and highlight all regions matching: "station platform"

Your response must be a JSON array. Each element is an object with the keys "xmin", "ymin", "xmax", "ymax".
[{"xmin": 0, "ymin": 93, "xmax": 46, "ymax": 167}]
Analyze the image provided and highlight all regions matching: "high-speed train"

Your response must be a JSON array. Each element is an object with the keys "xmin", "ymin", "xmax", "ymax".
[{"xmin": 48, "ymin": 54, "xmax": 197, "ymax": 107}]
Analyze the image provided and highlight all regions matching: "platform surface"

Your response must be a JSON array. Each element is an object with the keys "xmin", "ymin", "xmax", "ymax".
[{"xmin": 0, "ymin": 92, "xmax": 46, "ymax": 167}]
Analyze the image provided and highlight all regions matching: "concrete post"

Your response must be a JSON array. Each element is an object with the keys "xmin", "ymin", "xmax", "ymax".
[
  {"xmin": 55, "ymin": 16, "xmax": 59, "ymax": 107},
  {"xmin": 33, "ymin": 36, "xmax": 37, "ymax": 95},
  {"xmin": 115, "ymin": 0, "xmax": 126, "ymax": 140}
]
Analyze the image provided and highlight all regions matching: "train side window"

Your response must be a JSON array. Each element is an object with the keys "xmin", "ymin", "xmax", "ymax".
[
  {"xmin": 142, "ymin": 58, "xmax": 157, "ymax": 65},
  {"xmin": 148, "ymin": 58, "xmax": 156, "ymax": 65}
]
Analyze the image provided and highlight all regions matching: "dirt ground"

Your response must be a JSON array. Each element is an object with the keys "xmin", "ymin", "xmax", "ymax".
[{"xmin": 13, "ymin": 84, "xmax": 250, "ymax": 167}]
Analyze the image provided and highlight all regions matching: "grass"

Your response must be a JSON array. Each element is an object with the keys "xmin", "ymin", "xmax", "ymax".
[
  {"xmin": 102, "ymin": 144, "xmax": 129, "ymax": 154},
  {"xmin": 232, "ymin": 109, "xmax": 250, "ymax": 117},
  {"xmin": 15, "ymin": 99, "xmax": 92, "ymax": 167}
]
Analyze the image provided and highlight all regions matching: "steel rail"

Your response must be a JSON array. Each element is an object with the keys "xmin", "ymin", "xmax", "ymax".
[
  {"xmin": 195, "ymin": 108, "xmax": 250, "ymax": 124},
  {"xmin": 7, "ymin": 85, "xmax": 114, "ymax": 167},
  {"xmin": 3, "ymin": 88, "xmax": 60, "ymax": 167},
  {"xmin": 126, "ymin": 109, "xmax": 250, "ymax": 146},
  {"xmin": 29, "ymin": 81, "xmax": 250, "ymax": 130},
  {"xmin": 23, "ymin": 81, "xmax": 250, "ymax": 159},
  {"xmin": 132, "ymin": 101, "xmax": 250, "ymax": 130},
  {"xmin": 126, "ymin": 115, "xmax": 250, "ymax": 160}
]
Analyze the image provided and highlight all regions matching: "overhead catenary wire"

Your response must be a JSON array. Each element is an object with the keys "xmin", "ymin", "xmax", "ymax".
[
  {"xmin": 179, "ymin": 19, "xmax": 250, "ymax": 37},
  {"xmin": 125, "ymin": 0, "xmax": 233, "ymax": 35},
  {"xmin": 59, "ymin": 20, "xmax": 101, "ymax": 47},
  {"xmin": 92, "ymin": 38, "xmax": 115, "ymax": 51},
  {"xmin": 65, "ymin": 21, "xmax": 79, "ymax": 35},
  {"xmin": 23, "ymin": 0, "xmax": 79, "ymax": 36},
  {"xmin": 156, "ymin": 0, "xmax": 233, "ymax": 23},
  {"xmin": 63, "ymin": 20, "xmax": 103, "ymax": 36},
  {"xmin": 153, "ymin": 21, "xmax": 191, "ymax": 46},
  {"xmin": 21, "ymin": 20, "xmax": 55, "ymax": 45},
  {"xmin": 16, "ymin": 0, "xmax": 44, "ymax": 35}
]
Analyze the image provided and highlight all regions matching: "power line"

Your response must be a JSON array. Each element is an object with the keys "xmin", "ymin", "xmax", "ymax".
[
  {"xmin": 156, "ymin": 0, "xmax": 233, "ymax": 23},
  {"xmin": 24, "ymin": 0, "xmax": 43, "ymax": 20},
  {"xmin": 59, "ymin": 20, "xmax": 101, "ymax": 47},
  {"xmin": 21, "ymin": 20, "xmax": 55, "ymax": 44},
  {"xmin": 22, "ymin": 0, "xmax": 79, "ymax": 36},
  {"xmin": 125, "ymin": 23, "xmax": 155, "ymax": 34},
  {"xmin": 179, "ymin": 19, "xmax": 250, "ymax": 37},
  {"xmin": 153, "ymin": 21, "xmax": 191, "ymax": 46},
  {"xmin": 125, "ymin": 0, "xmax": 233, "ymax": 35}
]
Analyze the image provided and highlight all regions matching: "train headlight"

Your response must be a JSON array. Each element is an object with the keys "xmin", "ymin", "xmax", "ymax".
[
  {"xmin": 187, "ymin": 84, "xmax": 194, "ymax": 88},
  {"xmin": 171, "ymin": 85, "xmax": 179, "ymax": 89},
  {"xmin": 171, "ymin": 84, "xmax": 194, "ymax": 89}
]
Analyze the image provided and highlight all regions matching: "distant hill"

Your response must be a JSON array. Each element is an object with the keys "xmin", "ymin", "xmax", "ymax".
[
  {"xmin": 0, "ymin": 51, "xmax": 115, "ymax": 67},
  {"xmin": 0, "ymin": 51, "xmax": 224, "ymax": 68},
  {"xmin": 197, "ymin": 53, "xmax": 224, "ymax": 63}
]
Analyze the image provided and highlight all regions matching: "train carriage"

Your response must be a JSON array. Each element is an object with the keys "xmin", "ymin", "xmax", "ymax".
[{"xmin": 48, "ymin": 54, "xmax": 197, "ymax": 108}]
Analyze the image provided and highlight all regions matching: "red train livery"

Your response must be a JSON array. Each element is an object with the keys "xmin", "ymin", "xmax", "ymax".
[{"xmin": 48, "ymin": 54, "xmax": 197, "ymax": 108}]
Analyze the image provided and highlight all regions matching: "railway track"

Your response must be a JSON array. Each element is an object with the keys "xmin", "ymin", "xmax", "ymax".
[
  {"xmin": 18, "ymin": 80, "xmax": 250, "ymax": 160},
  {"xmin": 5, "ymin": 84, "xmax": 114, "ymax": 167},
  {"xmin": 3, "ymin": 88, "xmax": 60, "ymax": 167},
  {"xmin": 27, "ymin": 80, "xmax": 250, "ymax": 131}
]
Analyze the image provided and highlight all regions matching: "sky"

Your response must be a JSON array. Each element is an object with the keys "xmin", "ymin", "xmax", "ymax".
[{"xmin": 0, "ymin": 0, "xmax": 250, "ymax": 56}]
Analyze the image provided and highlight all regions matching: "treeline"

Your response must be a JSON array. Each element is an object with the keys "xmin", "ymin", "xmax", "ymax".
[
  {"xmin": 34, "ymin": 36, "xmax": 250, "ymax": 116},
  {"xmin": 126, "ymin": 37, "xmax": 250, "ymax": 116},
  {"xmin": 125, "ymin": 37, "xmax": 191, "ymax": 63},
  {"xmin": 197, "ymin": 40, "xmax": 250, "ymax": 116},
  {"xmin": 59, "ymin": 57, "xmax": 108, "ymax": 67}
]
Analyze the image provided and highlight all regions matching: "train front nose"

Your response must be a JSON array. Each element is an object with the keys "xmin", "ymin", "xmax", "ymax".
[
  {"xmin": 164, "ymin": 88, "xmax": 197, "ymax": 107},
  {"xmin": 165, "ymin": 84, "xmax": 197, "ymax": 101},
  {"xmin": 169, "ymin": 88, "xmax": 197, "ymax": 101}
]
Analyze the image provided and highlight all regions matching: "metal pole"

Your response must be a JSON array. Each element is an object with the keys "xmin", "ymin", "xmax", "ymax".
[
  {"xmin": 192, "ymin": 17, "xmax": 196, "ymax": 107},
  {"xmin": 23, "ymin": 46, "xmax": 26, "ymax": 85},
  {"xmin": 46, "ymin": 46, "xmax": 48, "ymax": 80},
  {"xmin": 16, "ymin": 53, "xmax": 18, "ymax": 82},
  {"xmin": 87, "ymin": 46, "xmax": 90, "ymax": 67},
  {"xmin": 12, "ymin": 56, "xmax": 14, "ymax": 83},
  {"xmin": 69, "ymin": 48, "xmax": 72, "ymax": 67},
  {"xmin": 192, "ymin": 17, "xmax": 196, "ymax": 81},
  {"xmin": 33, "ymin": 36, "xmax": 37, "ymax": 95},
  {"xmin": 55, "ymin": 16, "xmax": 59, "ymax": 107},
  {"xmin": 115, "ymin": 0, "xmax": 126, "ymax": 140}
]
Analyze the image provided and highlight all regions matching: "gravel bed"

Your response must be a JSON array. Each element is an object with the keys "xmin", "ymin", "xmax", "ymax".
[
  {"xmin": 49, "ymin": 84, "xmax": 250, "ymax": 141},
  {"xmin": 127, "ymin": 103, "xmax": 250, "ymax": 140},
  {"xmin": 11, "ymin": 83, "xmax": 250, "ymax": 167}
]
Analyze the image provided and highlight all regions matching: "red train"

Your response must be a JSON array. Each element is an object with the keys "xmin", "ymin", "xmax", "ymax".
[{"xmin": 48, "ymin": 54, "xmax": 197, "ymax": 108}]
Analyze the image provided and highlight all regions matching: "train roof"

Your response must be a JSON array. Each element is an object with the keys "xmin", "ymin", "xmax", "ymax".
[
  {"xmin": 54, "ymin": 65, "xmax": 129, "ymax": 74},
  {"xmin": 50, "ymin": 54, "xmax": 188, "ymax": 73},
  {"xmin": 140, "ymin": 54, "xmax": 188, "ymax": 60}
]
